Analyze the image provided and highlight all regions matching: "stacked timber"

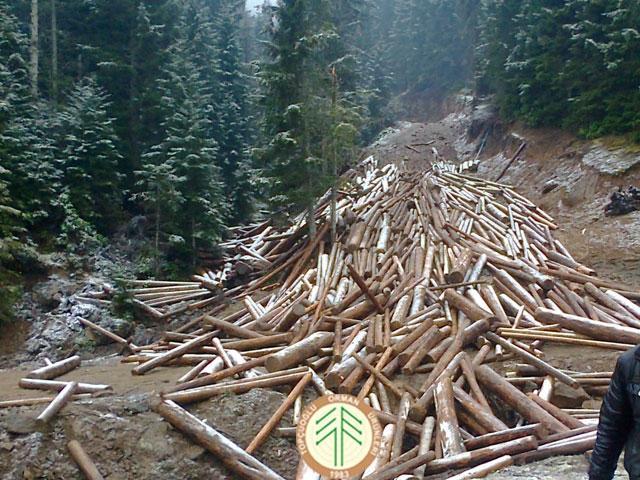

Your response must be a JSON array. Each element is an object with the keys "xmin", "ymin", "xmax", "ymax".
[{"xmin": 98, "ymin": 154, "xmax": 640, "ymax": 478}]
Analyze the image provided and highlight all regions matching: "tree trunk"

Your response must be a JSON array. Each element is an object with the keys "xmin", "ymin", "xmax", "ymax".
[
  {"xmin": 30, "ymin": 0, "xmax": 39, "ymax": 98},
  {"xmin": 306, "ymin": 200, "xmax": 316, "ymax": 237},
  {"xmin": 191, "ymin": 218, "xmax": 196, "ymax": 268},
  {"xmin": 154, "ymin": 188, "xmax": 160, "ymax": 277},
  {"xmin": 50, "ymin": 0, "xmax": 57, "ymax": 103},
  {"xmin": 330, "ymin": 67, "xmax": 338, "ymax": 243}
]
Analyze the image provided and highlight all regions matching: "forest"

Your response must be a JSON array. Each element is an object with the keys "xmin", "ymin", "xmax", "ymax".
[{"xmin": 0, "ymin": 0, "xmax": 639, "ymax": 320}]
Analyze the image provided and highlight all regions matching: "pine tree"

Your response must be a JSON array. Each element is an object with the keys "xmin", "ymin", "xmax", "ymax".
[
  {"xmin": 134, "ymin": 157, "xmax": 184, "ymax": 276},
  {"xmin": 476, "ymin": 0, "xmax": 639, "ymax": 138},
  {"xmin": 56, "ymin": 77, "xmax": 123, "ymax": 233},
  {"xmin": 0, "ymin": 2, "xmax": 59, "ymax": 233}
]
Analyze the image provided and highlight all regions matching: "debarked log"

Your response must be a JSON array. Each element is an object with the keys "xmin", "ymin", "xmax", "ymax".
[{"xmin": 152, "ymin": 399, "xmax": 285, "ymax": 480}]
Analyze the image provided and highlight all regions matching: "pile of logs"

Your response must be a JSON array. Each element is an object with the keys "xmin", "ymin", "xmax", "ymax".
[{"xmin": 98, "ymin": 156, "xmax": 640, "ymax": 478}]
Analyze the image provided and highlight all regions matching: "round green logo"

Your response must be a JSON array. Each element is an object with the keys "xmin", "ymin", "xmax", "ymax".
[{"xmin": 296, "ymin": 394, "xmax": 382, "ymax": 477}]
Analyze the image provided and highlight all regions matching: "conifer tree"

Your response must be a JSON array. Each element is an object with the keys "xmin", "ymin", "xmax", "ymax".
[
  {"xmin": 139, "ymin": 31, "xmax": 228, "ymax": 267},
  {"xmin": 0, "ymin": 2, "xmax": 59, "ymax": 232},
  {"xmin": 214, "ymin": 2, "xmax": 253, "ymax": 223},
  {"xmin": 56, "ymin": 77, "xmax": 123, "ymax": 233},
  {"xmin": 260, "ymin": 0, "xmax": 361, "ymax": 233}
]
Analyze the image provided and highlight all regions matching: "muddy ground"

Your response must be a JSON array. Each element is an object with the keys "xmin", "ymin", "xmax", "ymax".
[{"xmin": 1, "ymin": 97, "xmax": 639, "ymax": 479}]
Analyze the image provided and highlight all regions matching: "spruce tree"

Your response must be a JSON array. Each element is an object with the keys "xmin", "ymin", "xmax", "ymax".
[
  {"xmin": 0, "ymin": 2, "xmax": 59, "ymax": 233},
  {"xmin": 214, "ymin": 2, "xmax": 253, "ymax": 223},
  {"xmin": 139, "ymin": 33, "xmax": 228, "ymax": 267},
  {"xmin": 56, "ymin": 77, "xmax": 123, "ymax": 233},
  {"xmin": 260, "ymin": 0, "xmax": 361, "ymax": 233}
]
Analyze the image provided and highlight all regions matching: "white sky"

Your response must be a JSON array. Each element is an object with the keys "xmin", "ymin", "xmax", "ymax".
[{"xmin": 246, "ymin": 0, "xmax": 273, "ymax": 11}]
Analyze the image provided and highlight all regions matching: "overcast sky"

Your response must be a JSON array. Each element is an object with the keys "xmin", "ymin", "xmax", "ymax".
[{"xmin": 246, "ymin": 0, "xmax": 272, "ymax": 11}]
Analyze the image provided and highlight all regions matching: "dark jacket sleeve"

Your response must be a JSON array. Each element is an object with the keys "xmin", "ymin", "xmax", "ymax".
[{"xmin": 589, "ymin": 355, "xmax": 634, "ymax": 480}]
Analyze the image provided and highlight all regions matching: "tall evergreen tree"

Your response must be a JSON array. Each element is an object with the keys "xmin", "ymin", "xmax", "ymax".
[
  {"xmin": 214, "ymin": 2, "xmax": 254, "ymax": 223},
  {"xmin": 56, "ymin": 77, "xmax": 123, "ymax": 232},
  {"xmin": 477, "ymin": 0, "xmax": 640, "ymax": 139},
  {"xmin": 0, "ymin": 2, "xmax": 59, "ymax": 233},
  {"xmin": 260, "ymin": 0, "xmax": 361, "ymax": 233},
  {"xmin": 139, "ymin": 28, "xmax": 228, "ymax": 267}
]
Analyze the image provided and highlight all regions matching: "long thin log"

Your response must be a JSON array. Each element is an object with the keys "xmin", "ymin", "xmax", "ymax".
[
  {"xmin": 484, "ymin": 332, "xmax": 579, "ymax": 389},
  {"xmin": 391, "ymin": 392, "xmax": 412, "ymax": 459},
  {"xmin": 435, "ymin": 377, "xmax": 466, "ymax": 456},
  {"xmin": 132, "ymin": 332, "xmax": 217, "ymax": 375},
  {"xmin": 265, "ymin": 332, "xmax": 334, "ymax": 372},
  {"xmin": 447, "ymin": 455, "xmax": 513, "ymax": 480},
  {"xmin": 413, "ymin": 416, "xmax": 435, "ymax": 477},
  {"xmin": 424, "ymin": 435, "xmax": 538, "ymax": 475},
  {"xmin": 152, "ymin": 399, "xmax": 285, "ymax": 480},
  {"xmin": 474, "ymin": 365, "xmax": 568, "ymax": 434},
  {"xmin": 205, "ymin": 317, "xmax": 264, "ymax": 339},
  {"xmin": 67, "ymin": 440, "xmax": 105, "ymax": 480},
  {"xmin": 527, "ymin": 393, "xmax": 585, "ymax": 430},
  {"xmin": 19, "ymin": 378, "xmax": 111, "ymax": 394},
  {"xmin": 78, "ymin": 318, "xmax": 134, "ymax": 348},
  {"xmin": 346, "ymin": 263, "xmax": 384, "ymax": 313},
  {"xmin": 163, "ymin": 371, "xmax": 307, "ymax": 404},
  {"xmin": 246, "ymin": 372, "xmax": 312, "ymax": 453},
  {"xmin": 27, "ymin": 355, "xmax": 81, "ymax": 380},
  {"xmin": 535, "ymin": 307, "xmax": 640, "ymax": 344},
  {"xmin": 36, "ymin": 381, "xmax": 78, "ymax": 424}
]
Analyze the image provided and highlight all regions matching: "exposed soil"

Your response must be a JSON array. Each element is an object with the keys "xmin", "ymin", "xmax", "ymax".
[
  {"xmin": 476, "ymin": 122, "xmax": 640, "ymax": 289},
  {"xmin": 1, "ymin": 99, "xmax": 639, "ymax": 479},
  {"xmin": 0, "ymin": 390, "xmax": 298, "ymax": 480}
]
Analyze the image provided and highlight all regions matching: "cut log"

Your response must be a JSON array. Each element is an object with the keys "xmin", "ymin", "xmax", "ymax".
[
  {"xmin": 475, "ymin": 365, "xmax": 568, "ymax": 434},
  {"xmin": 246, "ymin": 372, "xmax": 312, "ymax": 453},
  {"xmin": 27, "ymin": 355, "xmax": 81, "ymax": 380},
  {"xmin": 152, "ymin": 399, "xmax": 285, "ymax": 480},
  {"xmin": 435, "ymin": 378, "xmax": 466, "ymax": 456},
  {"xmin": 447, "ymin": 455, "xmax": 513, "ymax": 480},
  {"xmin": 132, "ymin": 332, "xmax": 217, "ymax": 375},
  {"xmin": 36, "ymin": 381, "xmax": 77, "ymax": 425},
  {"xmin": 265, "ymin": 332, "xmax": 334, "ymax": 372},
  {"xmin": 67, "ymin": 440, "xmax": 105, "ymax": 480},
  {"xmin": 535, "ymin": 308, "xmax": 640, "ymax": 344}
]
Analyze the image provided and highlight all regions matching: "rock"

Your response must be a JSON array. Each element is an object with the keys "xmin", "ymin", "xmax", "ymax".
[
  {"xmin": 583, "ymin": 143, "xmax": 640, "ymax": 175},
  {"xmin": 75, "ymin": 304, "xmax": 133, "ymax": 345},
  {"xmin": 136, "ymin": 422, "xmax": 173, "ymax": 459},
  {"xmin": 0, "ymin": 441, "xmax": 14, "ymax": 451},
  {"xmin": 551, "ymin": 383, "xmax": 589, "ymax": 409},
  {"xmin": 124, "ymin": 395, "xmax": 150, "ymax": 415},
  {"xmin": 5, "ymin": 416, "xmax": 38, "ymax": 435},
  {"xmin": 183, "ymin": 443, "xmax": 206, "ymax": 460},
  {"xmin": 542, "ymin": 180, "xmax": 559, "ymax": 194},
  {"xmin": 32, "ymin": 276, "xmax": 76, "ymax": 311},
  {"xmin": 469, "ymin": 102, "xmax": 497, "ymax": 138}
]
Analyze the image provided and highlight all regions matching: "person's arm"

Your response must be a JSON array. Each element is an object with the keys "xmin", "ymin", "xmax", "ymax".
[{"xmin": 589, "ymin": 356, "xmax": 633, "ymax": 480}]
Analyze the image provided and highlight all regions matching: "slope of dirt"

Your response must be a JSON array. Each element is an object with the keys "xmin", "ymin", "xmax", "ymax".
[{"xmin": 475, "ymin": 122, "xmax": 640, "ymax": 289}]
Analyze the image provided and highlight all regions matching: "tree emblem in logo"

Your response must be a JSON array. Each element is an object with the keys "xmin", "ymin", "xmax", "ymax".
[
  {"xmin": 297, "ymin": 394, "xmax": 381, "ymax": 477},
  {"xmin": 315, "ymin": 405, "xmax": 364, "ymax": 467}
]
